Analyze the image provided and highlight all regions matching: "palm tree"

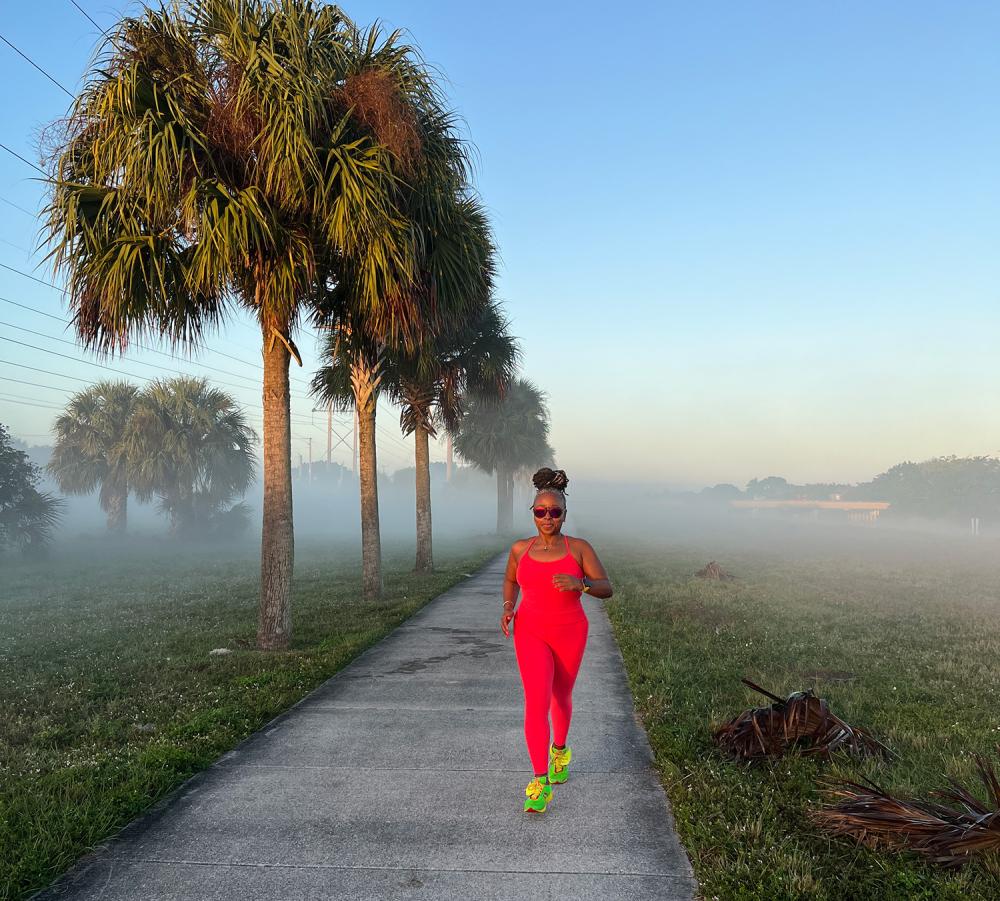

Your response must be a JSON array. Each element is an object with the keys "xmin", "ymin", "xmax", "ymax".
[
  {"xmin": 310, "ymin": 323, "xmax": 386, "ymax": 598},
  {"xmin": 48, "ymin": 381, "xmax": 139, "ymax": 533},
  {"xmin": 128, "ymin": 376, "xmax": 257, "ymax": 536},
  {"xmin": 452, "ymin": 378, "xmax": 553, "ymax": 533},
  {"xmin": 383, "ymin": 298, "xmax": 519, "ymax": 571},
  {"xmin": 43, "ymin": 0, "xmax": 440, "ymax": 649},
  {"xmin": 311, "ymin": 112, "xmax": 496, "ymax": 596}
]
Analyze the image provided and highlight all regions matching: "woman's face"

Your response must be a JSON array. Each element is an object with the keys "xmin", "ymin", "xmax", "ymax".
[{"xmin": 532, "ymin": 491, "xmax": 565, "ymax": 536}]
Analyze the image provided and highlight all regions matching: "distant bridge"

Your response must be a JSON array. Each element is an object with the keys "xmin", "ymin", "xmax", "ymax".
[{"xmin": 730, "ymin": 499, "xmax": 890, "ymax": 522}]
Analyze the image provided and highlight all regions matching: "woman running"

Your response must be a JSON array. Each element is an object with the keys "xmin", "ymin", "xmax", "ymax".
[{"xmin": 500, "ymin": 467, "xmax": 613, "ymax": 813}]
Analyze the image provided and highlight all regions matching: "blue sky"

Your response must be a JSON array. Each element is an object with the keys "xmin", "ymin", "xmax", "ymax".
[{"xmin": 1, "ymin": 1, "xmax": 999, "ymax": 488}]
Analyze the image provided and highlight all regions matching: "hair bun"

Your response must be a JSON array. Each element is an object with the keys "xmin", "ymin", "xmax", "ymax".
[{"xmin": 532, "ymin": 467, "xmax": 569, "ymax": 493}]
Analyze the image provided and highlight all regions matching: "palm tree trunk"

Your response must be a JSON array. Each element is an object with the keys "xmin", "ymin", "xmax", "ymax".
[
  {"xmin": 505, "ymin": 470, "xmax": 515, "ymax": 531},
  {"xmin": 414, "ymin": 422, "xmax": 433, "ymax": 572},
  {"xmin": 258, "ymin": 323, "xmax": 294, "ymax": 651},
  {"xmin": 353, "ymin": 360, "xmax": 383, "ymax": 600},
  {"xmin": 106, "ymin": 488, "xmax": 127, "ymax": 534},
  {"xmin": 496, "ymin": 466, "xmax": 510, "ymax": 534}
]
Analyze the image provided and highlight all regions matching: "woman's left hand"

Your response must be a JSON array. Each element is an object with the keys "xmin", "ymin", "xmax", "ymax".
[{"xmin": 552, "ymin": 573, "xmax": 585, "ymax": 592}]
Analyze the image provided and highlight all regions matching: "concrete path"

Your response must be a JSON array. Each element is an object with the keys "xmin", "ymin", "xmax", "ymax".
[{"xmin": 34, "ymin": 552, "xmax": 697, "ymax": 900}]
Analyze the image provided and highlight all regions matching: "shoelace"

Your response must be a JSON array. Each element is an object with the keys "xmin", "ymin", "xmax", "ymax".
[
  {"xmin": 550, "ymin": 747, "xmax": 570, "ymax": 771},
  {"xmin": 525, "ymin": 778, "xmax": 547, "ymax": 800}
]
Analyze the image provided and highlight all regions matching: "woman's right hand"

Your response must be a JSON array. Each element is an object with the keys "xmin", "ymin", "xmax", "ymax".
[{"xmin": 501, "ymin": 608, "xmax": 515, "ymax": 637}]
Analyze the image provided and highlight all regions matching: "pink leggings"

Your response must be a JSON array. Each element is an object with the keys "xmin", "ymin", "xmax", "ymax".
[{"xmin": 512, "ymin": 614, "xmax": 589, "ymax": 774}]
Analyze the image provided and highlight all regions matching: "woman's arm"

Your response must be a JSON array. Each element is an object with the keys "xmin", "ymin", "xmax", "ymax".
[
  {"xmin": 502, "ymin": 543, "xmax": 524, "ymax": 610},
  {"xmin": 579, "ymin": 539, "xmax": 613, "ymax": 598},
  {"xmin": 552, "ymin": 539, "xmax": 614, "ymax": 598},
  {"xmin": 500, "ymin": 543, "xmax": 524, "ymax": 637}
]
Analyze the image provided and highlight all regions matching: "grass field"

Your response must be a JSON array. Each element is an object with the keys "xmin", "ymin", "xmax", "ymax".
[
  {"xmin": 6, "ymin": 518, "xmax": 999, "ymax": 900},
  {"xmin": 599, "ymin": 521, "xmax": 1000, "ymax": 900},
  {"xmin": 0, "ymin": 534, "xmax": 504, "ymax": 901}
]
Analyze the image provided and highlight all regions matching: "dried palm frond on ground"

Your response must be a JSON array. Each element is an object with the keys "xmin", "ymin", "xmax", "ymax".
[
  {"xmin": 695, "ymin": 561, "xmax": 734, "ymax": 580},
  {"xmin": 812, "ymin": 750, "xmax": 1000, "ymax": 867},
  {"xmin": 713, "ymin": 678, "xmax": 892, "ymax": 761}
]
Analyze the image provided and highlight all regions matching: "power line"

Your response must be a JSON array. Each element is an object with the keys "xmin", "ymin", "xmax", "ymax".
[
  {"xmin": 0, "ymin": 197, "xmax": 34, "ymax": 217},
  {"xmin": 0, "ymin": 32, "xmax": 74, "ymax": 98},
  {"xmin": 0, "ymin": 141, "xmax": 46, "ymax": 176},
  {"xmin": 0, "ymin": 392, "xmax": 63, "ymax": 411},
  {"xmin": 376, "ymin": 422, "xmax": 411, "ymax": 452},
  {"xmin": 0, "ymin": 305, "xmax": 266, "ymax": 389},
  {"xmin": 68, "ymin": 0, "xmax": 102, "ymax": 31},
  {"xmin": 0, "ymin": 359, "xmax": 91, "ymax": 384},
  {"xmin": 0, "ymin": 246, "xmax": 428, "ymax": 450},
  {"xmin": 0, "ymin": 382, "xmax": 302, "ymax": 440},
  {"xmin": 0, "ymin": 261, "xmax": 55, "ymax": 289},
  {"xmin": 0, "ymin": 275, "xmax": 263, "ymax": 371},
  {"xmin": 0, "ymin": 335, "xmax": 230, "ymax": 385},
  {"xmin": 0, "ymin": 261, "xmax": 317, "ymax": 391},
  {"xmin": 0, "ymin": 296, "xmax": 65, "ymax": 323},
  {"xmin": 0, "ymin": 236, "xmax": 30, "ymax": 254},
  {"xmin": 0, "ymin": 357, "xmax": 327, "ymax": 430},
  {"xmin": 0, "ymin": 291, "xmax": 320, "ymax": 406},
  {"xmin": 0, "ymin": 376, "xmax": 76, "ymax": 392},
  {"xmin": 0, "ymin": 398, "xmax": 334, "ymax": 468},
  {"xmin": 0, "ymin": 322, "xmax": 269, "ymax": 393}
]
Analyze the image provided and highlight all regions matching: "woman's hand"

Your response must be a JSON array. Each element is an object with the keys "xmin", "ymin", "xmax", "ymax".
[
  {"xmin": 501, "ymin": 607, "xmax": 515, "ymax": 637},
  {"xmin": 552, "ymin": 573, "xmax": 585, "ymax": 592}
]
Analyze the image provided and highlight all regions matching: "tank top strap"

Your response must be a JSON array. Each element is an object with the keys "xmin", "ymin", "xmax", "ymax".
[{"xmin": 563, "ymin": 534, "xmax": 570, "ymax": 554}]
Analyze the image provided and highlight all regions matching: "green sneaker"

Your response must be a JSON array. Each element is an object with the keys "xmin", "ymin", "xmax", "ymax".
[
  {"xmin": 548, "ymin": 744, "xmax": 572, "ymax": 783},
  {"xmin": 523, "ymin": 775, "xmax": 552, "ymax": 813}
]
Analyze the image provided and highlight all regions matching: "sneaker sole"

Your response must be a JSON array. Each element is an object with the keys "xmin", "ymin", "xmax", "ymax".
[{"xmin": 524, "ymin": 793, "xmax": 552, "ymax": 813}]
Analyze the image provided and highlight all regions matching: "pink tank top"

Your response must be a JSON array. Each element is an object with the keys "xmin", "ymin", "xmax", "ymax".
[{"xmin": 515, "ymin": 534, "xmax": 587, "ymax": 624}]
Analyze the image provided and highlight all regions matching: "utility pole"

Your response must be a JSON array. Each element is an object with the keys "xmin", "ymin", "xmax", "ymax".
[
  {"xmin": 446, "ymin": 432, "xmax": 453, "ymax": 482},
  {"xmin": 307, "ymin": 437, "xmax": 313, "ymax": 482}
]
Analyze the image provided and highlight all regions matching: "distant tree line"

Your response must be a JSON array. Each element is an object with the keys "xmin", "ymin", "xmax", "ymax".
[
  {"xmin": 0, "ymin": 424, "xmax": 62, "ymax": 556},
  {"xmin": 700, "ymin": 456, "xmax": 1000, "ymax": 521},
  {"xmin": 864, "ymin": 456, "xmax": 1000, "ymax": 521},
  {"xmin": 47, "ymin": 377, "xmax": 257, "ymax": 539}
]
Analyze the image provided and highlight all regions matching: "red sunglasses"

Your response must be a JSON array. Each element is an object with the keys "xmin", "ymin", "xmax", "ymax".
[{"xmin": 532, "ymin": 506, "xmax": 564, "ymax": 519}]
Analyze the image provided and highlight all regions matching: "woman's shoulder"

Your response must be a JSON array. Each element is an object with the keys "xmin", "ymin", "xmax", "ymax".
[
  {"xmin": 565, "ymin": 534, "xmax": 594, "ymax": 564},
  {"xmin": 509, "ymin": 536, "xmax": 534, "ymax": 556}
]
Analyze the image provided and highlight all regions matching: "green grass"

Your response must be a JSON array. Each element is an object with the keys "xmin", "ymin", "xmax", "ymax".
[
  {"xmin": 600, "ymin": 529, "xmax": 1000, "ymax": 900},
  {"xmin": 0, "ymin": 534, "xmax": 504, "ymax": 901}
]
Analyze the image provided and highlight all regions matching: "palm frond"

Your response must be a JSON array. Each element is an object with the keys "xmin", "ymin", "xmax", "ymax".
[
  {"xmin": 713, "ymin": 679, "xmax": 892, "ymax": 761},
  {"xmin": 812, "ymin": 749, "xmax": 1000, "ymax": 866}
]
